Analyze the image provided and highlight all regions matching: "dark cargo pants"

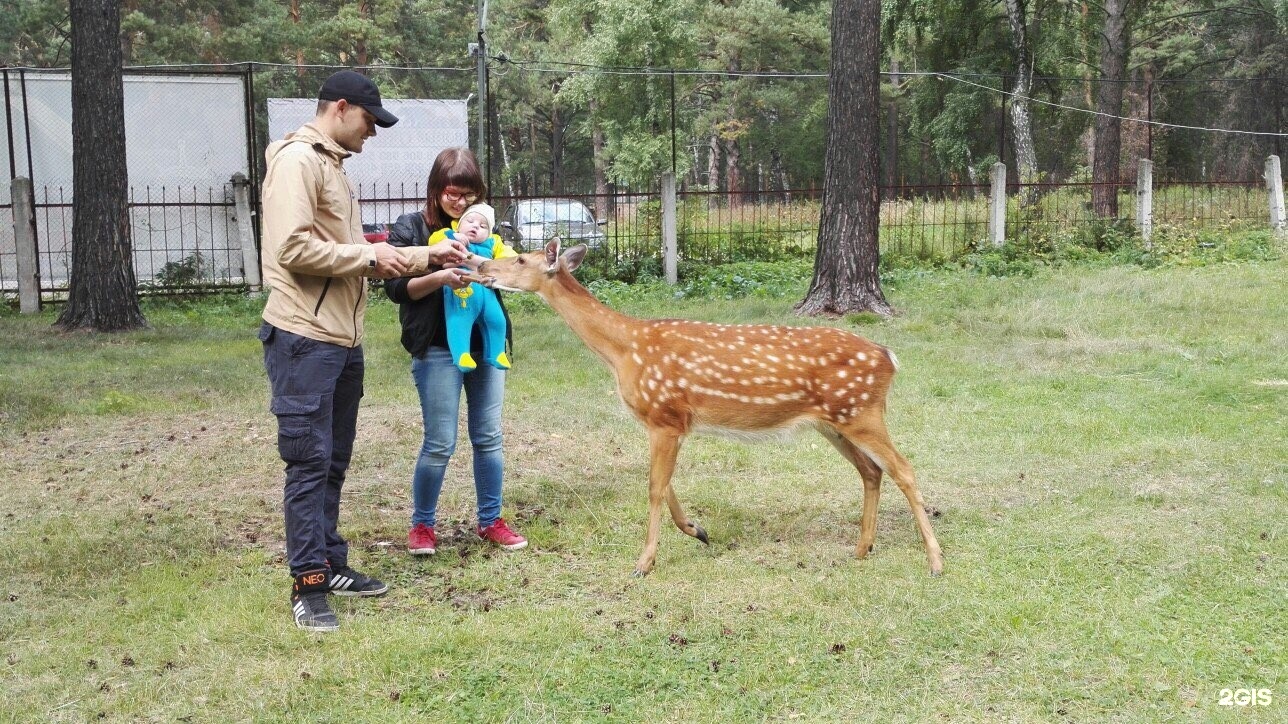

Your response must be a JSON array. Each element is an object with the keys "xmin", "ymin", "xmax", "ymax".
[{"xmin": 259, "ymin": 322, "xmax": 363, "ymax": 577}]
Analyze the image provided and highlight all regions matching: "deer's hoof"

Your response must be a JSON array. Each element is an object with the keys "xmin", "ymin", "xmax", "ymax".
[
  {"xmin": 692, "ymin": 523, "xmax": 709, "ymax": 545},
  {"xmin": 631, "ymin": 568, "xmax": 649, "ymax": 578}
]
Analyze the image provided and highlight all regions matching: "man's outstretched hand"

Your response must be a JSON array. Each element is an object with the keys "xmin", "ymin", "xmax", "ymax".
[
  {"xmin": 427, "ymin": 238, "xmax": 470, "ymax": 267},
  {"xmin": 370, "ymin": 242, "xmax": 408, "ymax": 279}
]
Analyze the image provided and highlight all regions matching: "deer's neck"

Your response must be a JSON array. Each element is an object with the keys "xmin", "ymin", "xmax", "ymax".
[{"xmin": 541, "ymin": 270, "xmax": 639, "ymax": 367}]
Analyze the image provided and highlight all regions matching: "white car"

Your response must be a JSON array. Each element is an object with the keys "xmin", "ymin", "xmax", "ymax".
[{"xmin": 498, "ymin": 198, "xmax": 607, "ymax": 251}]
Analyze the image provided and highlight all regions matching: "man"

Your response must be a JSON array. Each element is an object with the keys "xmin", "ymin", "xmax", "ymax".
[{"xmin": 258, "ymin": 70, "xmax": 467, "ymax": 632}]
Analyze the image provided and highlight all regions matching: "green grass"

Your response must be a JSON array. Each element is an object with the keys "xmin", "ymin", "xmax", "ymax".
[{"xmin": 1, "ymin": 258, "xmax": 1285, "ymax": 721}]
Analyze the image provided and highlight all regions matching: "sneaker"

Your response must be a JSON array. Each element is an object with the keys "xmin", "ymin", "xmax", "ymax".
[
  {"xmin": 327, "ymin": 565, "xmax": 389, "ymax": 597},
  {"xmin": 408, "ymin": 523, "xmax": 437, "ymax": 555},
  {"xmin": 477, "ymin": 518, "xmax": 527, "ymax": 550},
  {"xmin": 291, "ymin": 569, "xmax": 339, "ymax": 632}
]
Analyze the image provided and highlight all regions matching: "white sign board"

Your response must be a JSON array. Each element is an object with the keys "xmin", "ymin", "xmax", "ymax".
[
  {"xmin": 266, "ymin": 98, "xmax": 468, "ymax": 224},
  {"xmin": 1, "ymin": 73, "xmax": 248, "ymax": 191}
]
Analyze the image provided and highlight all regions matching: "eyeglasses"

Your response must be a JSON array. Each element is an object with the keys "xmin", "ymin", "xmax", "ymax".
[{"xmin": 443, "ymin": 189, "xmax": 479, "ymax": 204}]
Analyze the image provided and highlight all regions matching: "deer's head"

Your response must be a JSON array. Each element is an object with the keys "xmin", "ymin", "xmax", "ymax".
[{"xmin": 479, "ymin": 238, "xmax": 587, "ymax": 292}]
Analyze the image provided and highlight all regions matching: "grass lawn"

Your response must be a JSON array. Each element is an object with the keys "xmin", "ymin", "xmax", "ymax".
[{"xmin": 0, "ymin": 259, "xmax": 1284, "ymax": 721}]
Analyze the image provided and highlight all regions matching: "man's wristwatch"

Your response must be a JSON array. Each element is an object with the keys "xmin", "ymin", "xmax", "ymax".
[{"xmin": 368, "ymin": 256, "xmax": 377, "ymax": 269}]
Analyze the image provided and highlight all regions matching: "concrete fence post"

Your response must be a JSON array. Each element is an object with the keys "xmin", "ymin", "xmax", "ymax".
[
  {"xmin": 1266, "ymin": 155, "xmax": 1286, "ymax": 237},
  {"xmin": 231, "ymin": 173, "xmax": 262, "ymax": 293},
  {"xmin": 989, "ymin": 162, "xmax": 1007, "ymax": 247},
  {"xmin": 1136, "ymin": 158, "xmax": 1153, "ymax": 247},
  {"xmin": 10, "ymin": 177, "xmax": 40, "ymax": 313},
  {"xmin": 661, "ymin": 172, "xmax": 678, "ymax": 285}
]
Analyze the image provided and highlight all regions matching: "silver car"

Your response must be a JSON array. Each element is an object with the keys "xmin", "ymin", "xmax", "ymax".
[{"xmin": 498, "ymin": 198, "xmax": 607, "ymax": 251}]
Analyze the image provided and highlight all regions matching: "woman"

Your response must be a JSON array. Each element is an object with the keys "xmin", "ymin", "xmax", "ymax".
[{"xmin": 383, "ymin": 148, "xmax": 527, "ymax": 555}]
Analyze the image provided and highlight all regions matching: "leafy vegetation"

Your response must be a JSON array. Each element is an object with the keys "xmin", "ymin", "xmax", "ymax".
[{"xmin": 2, "ymin": 1, "xmax": 1282, "ymax": 195}]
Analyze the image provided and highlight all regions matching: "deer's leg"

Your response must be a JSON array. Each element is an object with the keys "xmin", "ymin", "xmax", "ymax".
[
  {"xmin": 816, "ymin": 424, "xmax": 883, "ymax": 559},
  {"xmin": 634, "ymin": 427, "xmax": 683, "ymax": 577},
  {"xmin": 664, "ymin": 484, "xmax": 708, "ymax": 545},
  {"xmin": 845, "ymin": 427, "xmax": 944, "ymax": 576}
]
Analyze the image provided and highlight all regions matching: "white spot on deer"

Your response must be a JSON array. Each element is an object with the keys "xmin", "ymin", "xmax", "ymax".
[
  {"xmin": 857, "ymin": 352, "xmax": 867, "ymax": 361},
  {"xmin": 632, "ymin": 353, "xmax": 643, "ymax": 365},
  {"xmin": 678, "ymin": 378, "xmax": 689, "ymax": 389},
  {"xmin": 837, "ymin": 370, "xmax": 847, "ymax": 379},
  {"xmin": 866, "ymin": 374, "xmax": 874, "ymax": 385},
  {"xmin": 646, "ymin": 379, "xmax": 657, "ymax": 391},
  {"xmin": 869, "ymin": 358, "xmax": 878, "ymax": 367},
  {"xmin": 860, "ymin": 392, "xmax": 869, "ymax": 401}
]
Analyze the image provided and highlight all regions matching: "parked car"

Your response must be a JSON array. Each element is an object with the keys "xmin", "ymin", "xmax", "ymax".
[
  {"xmin": 498, "ymin": 198, "xmax": 607, "ymax": 251},
  {"xmin": 362, "ymin": 223, "xmax": 389, "ymax": 243}
]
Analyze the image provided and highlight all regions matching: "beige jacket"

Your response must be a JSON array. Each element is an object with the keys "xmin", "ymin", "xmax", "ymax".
[{"xmin": 259, "ymin": 123, "xmax": 433, "ymax": 347}]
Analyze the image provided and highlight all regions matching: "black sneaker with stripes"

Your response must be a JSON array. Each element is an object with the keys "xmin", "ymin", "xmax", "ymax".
[
  {"xmin": 291, "ymin": 569, "xmax": 339, "ymax": 632},
  {"xmin": 327, "ymin": 565, "xmax": 389, "ymax": 597}
]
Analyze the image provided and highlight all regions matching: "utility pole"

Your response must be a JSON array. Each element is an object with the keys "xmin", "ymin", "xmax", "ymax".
[{"xmin": 471, "ymin": 0, "xmax": 488, "ymax": 167}]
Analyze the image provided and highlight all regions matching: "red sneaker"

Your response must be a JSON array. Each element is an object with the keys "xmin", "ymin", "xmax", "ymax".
[
  {"xmin": 477, "ymin": 518, "xmax": 527, "ymax": 550},
  {"xmin": 408, "ymin": 523, "xmax": 436, "ymax": 555}
]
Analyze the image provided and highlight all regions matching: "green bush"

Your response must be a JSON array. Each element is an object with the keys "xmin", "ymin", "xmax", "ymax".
[
  {"xmin": 153, "ymin": 251, "xmax": 208, "ymax": 287},
  {"xmin": 677, "ymin": 259, "xmax": 814, "ymax": 300}
]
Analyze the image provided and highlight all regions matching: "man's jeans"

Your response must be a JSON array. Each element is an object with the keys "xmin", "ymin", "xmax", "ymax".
[
  {"xmin": 409, "ymin": 346, "xmax": 506, "ymax": 528},
  {"xmin": 259, "ymin": 322, "xmax": 363, "ymax": 577}
]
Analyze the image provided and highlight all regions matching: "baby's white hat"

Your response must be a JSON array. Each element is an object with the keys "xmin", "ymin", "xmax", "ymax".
[{"xmin": 460, "ymin": 202, "xmax": 495, "ymax": 233}]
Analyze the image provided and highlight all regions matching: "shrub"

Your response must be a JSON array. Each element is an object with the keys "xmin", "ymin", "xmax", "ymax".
[{"xmin": 153, "ymin": 251, "xmax": 208, "ymax": 287}]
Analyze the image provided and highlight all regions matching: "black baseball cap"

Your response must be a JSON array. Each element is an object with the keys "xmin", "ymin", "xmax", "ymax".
[{"xmin": 318, "ymin": 70, "xmax": 399, "ymax": 128}]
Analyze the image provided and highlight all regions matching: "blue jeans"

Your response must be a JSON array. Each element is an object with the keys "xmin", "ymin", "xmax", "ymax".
[
  {"xmin": 410, "ymin": 345, "xmax": 506, "ymax": 528},
  {"xmin": 259, "ymin": 322, "xmax": 362, "ymax": 577}
]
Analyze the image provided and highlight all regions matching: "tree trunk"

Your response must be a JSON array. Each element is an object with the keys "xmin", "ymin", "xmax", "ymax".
[
  {"xmin": 1092, "ymin": 0, "xmax": 1130, "ymax": 217},
  {"xmin": 590, "ymin": 99, "xmax": 608, "ymax": 219},
  {"xmin": 724, "ymin": 137, "xmax": 741, "ymax": 207},
  {"xmin": 56, "ymin": 0, "xmax": 146, "ymax": 332},
  {"xmin": 771, "ymin": 147, "xmax": 791, "ymax": 203},
  {"xmin": 289, "ymin": 0, "xmax": 304, "ymax": 78},
  {"xmin": 1004, "ymin": 0, "xmax": 1039, "ymax": 204},
  {"xmin": 707, "ymin": 135, "xmax": 721, "ymax": 209},
  {"xmin": 885, "ymin": 57, "xmax": 900, "ymax": 198},
  {"xmin": 355, "ymin": 1, "xmax": 370, "ymax": 67},
  {"xmin": 796, "ymin": 0, "xmax": 890, "ymax": 318},
  {"xmin": 550, "ymin": 104, "xmax": 563, "ymax": 193}
]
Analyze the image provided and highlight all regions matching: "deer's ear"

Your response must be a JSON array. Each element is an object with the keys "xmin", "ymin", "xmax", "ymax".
[
  {"xmin": 561, "ymin": 244, "xmax": 588, "ymax": 273},
  {"xmin": 544, "ymin": 238, "xmax": 562, "ymax": 269}
]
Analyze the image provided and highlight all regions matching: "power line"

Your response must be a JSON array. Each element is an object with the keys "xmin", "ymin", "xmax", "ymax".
[
  {"xmin": 493, "ymin": 57, "xmax": 1285, "ymax": 138},
  {"xmin": 934, "ymin": 72, "xmax": 1286, "ymax": 138}
]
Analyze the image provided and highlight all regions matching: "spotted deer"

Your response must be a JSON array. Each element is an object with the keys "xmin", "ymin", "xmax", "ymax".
[{"xmin": 478, "ymin": 239, "xmax": 944, "ymax": 577}]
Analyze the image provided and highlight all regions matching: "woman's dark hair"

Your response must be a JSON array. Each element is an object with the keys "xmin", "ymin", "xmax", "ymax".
[{"xmin": 423, "ymin": 148, "xmax": 487, "ymax": 230}]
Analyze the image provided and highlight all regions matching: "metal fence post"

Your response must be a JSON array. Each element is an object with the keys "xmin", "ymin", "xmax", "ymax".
[
  {"xmin": 661, "ymin": 172, "xmax": 677, "ymax": 284},
  {"xmin": 989, "ymin": 162, "xmax": 1007, "ymax": 247},
  {"xmin": 1266, "ymin": 155, "xmax": 1286, "ymax": 237},
  {"xmin": 231, "ymin": 172, "xmax": 262, "ymax": 293},
  {"xmin": 1136, "ymin": 158, "xmax": 1153, "ymax": 246},
  {"xmin": 11, "ymin": 177, "xmax": 40, "ymax": 313}
]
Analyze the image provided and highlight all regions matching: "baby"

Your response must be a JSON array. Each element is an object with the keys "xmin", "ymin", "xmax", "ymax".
[{"xmin": 439, "ymin": 203, "xmax": 515, "ymax": 372}]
